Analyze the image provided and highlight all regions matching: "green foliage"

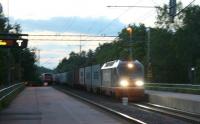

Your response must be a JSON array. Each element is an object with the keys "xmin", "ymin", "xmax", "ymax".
[
  {"xmin": 56, "ymin": 51, "xmax": 88, "ymax": 72},
  {"xmin": 153, "ymin": 4, "xmax": 200, "ymax": 84},
  {"xmin": 37, "ymin": 66, "xmax": 53, "ymax": 75},
  {"xmin": 0, "ymin": 14, "xmax": 38, "ymax": 87},
  {"xmin": 0, "ymin": 49, "xmax": 8, "ymax": 83},
  {"xmin": 155, "ymin": 2, "xmax": 184, "ymax": 30},
  {"xmin": 56, "ymin": 4, "xmax": 200, "ymax": 84},
  {"xmin": 56, "ymin": 24, "xmax": 147, "ymax": 73},
  {"xmin": 20, "ymin": 48, "xmax": 38, "ymax": 81},
  {"xmin": 145, "ymin": 85, "xmax": 200, "ymax": 95}
]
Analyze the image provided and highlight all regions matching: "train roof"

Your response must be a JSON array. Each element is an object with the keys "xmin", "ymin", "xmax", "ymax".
[{"xmin": 101, "ymin": 60, "xmax": 142, "ymax": 70}]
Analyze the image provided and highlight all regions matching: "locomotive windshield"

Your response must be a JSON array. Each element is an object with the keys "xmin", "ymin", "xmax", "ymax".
[
  {"xmin": 118, "ymin": 63, "xmax": 143, "ymax": 78},
  {"xmin": 45, "ymin": 74, "xmax": 52, "ymax": 77}
]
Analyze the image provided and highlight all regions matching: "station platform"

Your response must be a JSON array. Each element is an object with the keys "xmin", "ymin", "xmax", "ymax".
[
  {"xmin": 145, "ymin": 90, "xmax": 200, "ymax": 114},
  {"xmin": 0, "ymin": 87, "xmax": 127, "ymax": 124}
]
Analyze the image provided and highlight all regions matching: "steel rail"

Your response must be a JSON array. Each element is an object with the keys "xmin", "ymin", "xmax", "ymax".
[
  {"xmin": 54, "ymin": 86, "xmax": 146, "ymax": 124},
  {"xmin": 130, "ymin": 103, "xmax": 200, "ymax": 123},
  {"xmin": 146, "ymin": 103, "xmax": 200, "ymax": 118}
]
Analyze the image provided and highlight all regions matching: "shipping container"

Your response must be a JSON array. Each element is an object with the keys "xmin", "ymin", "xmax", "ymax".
[
  {"xmin": 79, "ymin": 68, "xmax": 85, "ymax": 86},
  {"xmin": 85, "ymin": 66, "xmax": 92, "ymax": 91},
  {"xmin": 92, "ymin": 64, "xmax": 102, "ymax": 92}
]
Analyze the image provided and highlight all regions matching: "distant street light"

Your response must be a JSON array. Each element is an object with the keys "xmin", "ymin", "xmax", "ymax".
[
  {"xmin": 191, "ymin": 67, "xmax": 195, "ymax": 71},
  {"xmin": 191, "ymin": 67, "xmax": 195, "ymax": 84},
  {"xmin": 126, "ymin": 27, "xmax": 133, "ymax": 60}
]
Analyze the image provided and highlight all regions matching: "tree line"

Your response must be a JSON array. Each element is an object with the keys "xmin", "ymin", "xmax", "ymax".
[
  {"xmin": 0, "ymin": 14, "xmax": 39, "ymax": 87},
  {"xmin": 56, "ymin": 4, "xmax": 200, "ymax": 84}
]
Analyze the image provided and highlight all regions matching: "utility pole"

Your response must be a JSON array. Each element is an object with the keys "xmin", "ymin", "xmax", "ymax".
[
  {"xmin": 38, "ymin": 50, "xmax": 40, "ymax": 66},
  {"xmin": 169, "ymin": 0, "xmax": 177, "ymax": 23},
  {"xmin": 126, "ymin": 27, "xmax": 133, "ymax": 60},
  {"xmin": 147, "ymin": 28, "xmax": 150, "ymax": 65},
  {"xmin": 146, "ymin": 27, "xmax": 152, "ymax": 82},
  {"xmin": 80, "ymin": 35, "xmax": 82, "ymax": 55}
]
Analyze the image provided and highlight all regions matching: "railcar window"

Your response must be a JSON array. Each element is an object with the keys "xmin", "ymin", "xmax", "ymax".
[
  {"xmin": 118, "ymin": 64, "xmax": 142, "ymax": 76},
  {"xmin": 45, "ymin": 74, "xmax": 52, "ymax": 77}
]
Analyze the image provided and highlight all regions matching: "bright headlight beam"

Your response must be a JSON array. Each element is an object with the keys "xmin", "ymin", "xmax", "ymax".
[
  {"xmin": 127, "ymin": 63, "xmax": 134, "ymax": 69},
  {"xmin": 135, "ymin": 80, "xmax": 144, "ymax": 86},
  {"xmin": 120, "ymin": 79, "xmax": 129, "ymax": 87}
]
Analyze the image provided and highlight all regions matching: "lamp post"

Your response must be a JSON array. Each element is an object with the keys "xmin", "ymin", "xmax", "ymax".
[
  {"xmin": 146, "ymin": 28, "xmax": 150, "ymax": 64},
  {"xmin": 191, "ymin": 67, "xmax": 195, "ymax": 84},
  {"xmin": 126, "ymin": 27, "xmax": 133, "ymax": 60},
  {"xmin": 146, "ymin": 27, "xmax": 152, "ymax": 82}
]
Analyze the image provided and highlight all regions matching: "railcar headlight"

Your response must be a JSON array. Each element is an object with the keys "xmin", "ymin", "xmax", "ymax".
[
  {"xmin": 120, "ymin": 79, "xmax": 129, "ymax": 87},
  {"xmin": 127, "ymin": 63, "xmax": 134, "ymax": 69},
  {"xmin": 135, "ymin": 80, "xmax": 144, "ymax": 87}
]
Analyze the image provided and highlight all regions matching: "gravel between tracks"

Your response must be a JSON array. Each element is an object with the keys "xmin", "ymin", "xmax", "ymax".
[{"xmin": 55, "ymin": 86, "xmax": 190, "ymax": 124}]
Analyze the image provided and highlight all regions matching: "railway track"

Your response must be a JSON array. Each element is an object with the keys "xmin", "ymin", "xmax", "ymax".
[
  {"xmin": 54, "ymin": 86, "xmax": 146, "ymax": 124},
  {"xmin": 130, "ymin": 103, "xmax": 200, "ymax": 123},
  {"xmin": 54, "ymin": 86, "xmax": 192, "ymax": 124}
]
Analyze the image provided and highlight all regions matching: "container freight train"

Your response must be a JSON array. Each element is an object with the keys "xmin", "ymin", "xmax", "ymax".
[
  {"xmin": 54, "ymin": 60, "xmax": 145, "ymax": 101},
  {"xmin": 41, "ymin": 73, "xmax": 53, "ymax": 85}
]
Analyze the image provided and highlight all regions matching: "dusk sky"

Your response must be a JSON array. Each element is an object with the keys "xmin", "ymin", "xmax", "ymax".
[{"xmin": 0, "ymin": 0, "xmax": 199, "ymax": 69}]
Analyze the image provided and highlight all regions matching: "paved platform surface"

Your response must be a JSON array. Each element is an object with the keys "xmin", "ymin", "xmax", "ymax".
[
  {"xmin": 146, "ymin": 90, "xmax": 200, "ymax": 114},
  {"xmin": 0, "ymin": 87, "xmax": 127, "ymax": 124}
]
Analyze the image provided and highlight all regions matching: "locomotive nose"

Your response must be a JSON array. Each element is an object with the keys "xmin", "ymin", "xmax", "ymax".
[{"xmin": 120, "ymin": 79, "xmax": 129, "ymax": 87}]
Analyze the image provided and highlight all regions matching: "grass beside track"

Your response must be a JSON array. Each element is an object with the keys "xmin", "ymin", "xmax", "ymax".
[
  {"xmin": 0, "ymin": 85, "xmax": 25, "ymax": 111},
  {"xmin": 145, "ymin": 84, "xmax": 200, "ymax": 95}
]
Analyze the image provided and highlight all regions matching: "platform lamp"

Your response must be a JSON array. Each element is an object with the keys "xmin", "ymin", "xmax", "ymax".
[{"xmin": 126, "ymin": 27, "xmax": 133, "ymax": 61}]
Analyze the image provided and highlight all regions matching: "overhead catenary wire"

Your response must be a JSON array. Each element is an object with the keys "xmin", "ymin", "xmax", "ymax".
[
  {"xmin": 107, "ymin": 5, "xmax": 159, "ymax": 8},
  {"xmin": 93, "ymin": 0, "xmax": 145, "ymax": 41},
  {"xmin": 95, "ymin": 0, "xmax": 158, "ymax": 39},
  {"xmin": 70, "ymin": 0, "xmax": 145, "ymax": 43},
  {"xmin": 26, "ymin": 34, "xmax": 117, "ymax": 42},
  {"xmin": 27, "ymin": 34, "xmax": 117, "ymax": 37},
  {"xmin": 28, "ymin": 39, "xmax": 114, "ymax": 41},
  {"xmin": 175, "ymin": 0, "xmax": 196, "ymax": 16}
]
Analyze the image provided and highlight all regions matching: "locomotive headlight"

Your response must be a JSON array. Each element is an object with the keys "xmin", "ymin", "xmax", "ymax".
[
  {"xmin": 127, "ymin": 63, "xmax": 134, "ymax": 69},
  {"xmin": 135, "ymin": 80, "xmax": 144, "ymax": 87},
  {"xmin": 120, "ymin": 79, "xmax": 129, "ymax": 87}
]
